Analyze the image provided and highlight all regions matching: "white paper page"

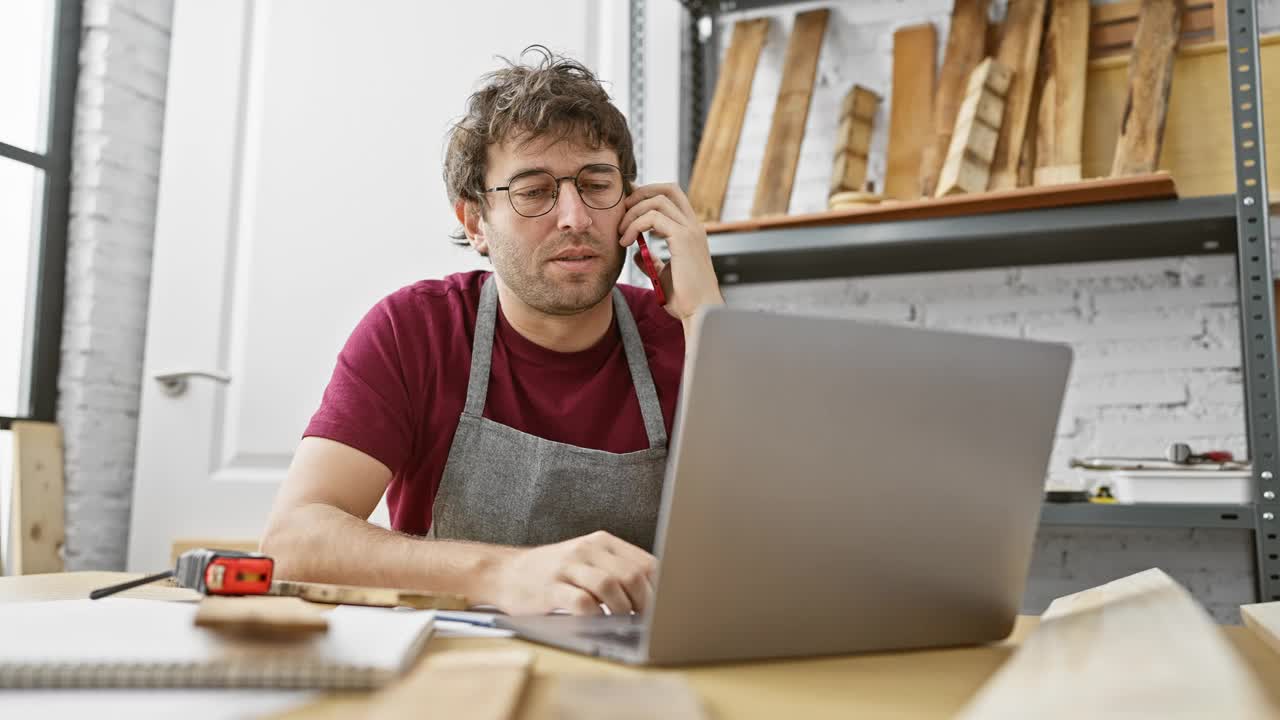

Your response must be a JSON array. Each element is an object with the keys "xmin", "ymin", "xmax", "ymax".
[{"xmin": 0, "ymin": 689, "xmax": 317, "ymax": 720}]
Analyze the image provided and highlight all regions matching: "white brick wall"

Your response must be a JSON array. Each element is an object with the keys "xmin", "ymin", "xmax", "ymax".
[
  {"xmin": 59, "ymin": 0, "xmax": 173, "ymax": 570},
  {"xmin": 717, "ymin": 0, "xmax": 1280, "ymax": 621}
]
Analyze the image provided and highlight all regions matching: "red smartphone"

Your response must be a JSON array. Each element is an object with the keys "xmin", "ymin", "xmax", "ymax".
[{"xmin": 634, "ymin": 234, "xmax": 667, "ymax": 305}]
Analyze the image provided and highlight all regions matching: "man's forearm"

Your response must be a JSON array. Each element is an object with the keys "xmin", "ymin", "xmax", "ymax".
[{"xmin": 260, "ymin": 503, "xmax": 515, "ymax": 605}]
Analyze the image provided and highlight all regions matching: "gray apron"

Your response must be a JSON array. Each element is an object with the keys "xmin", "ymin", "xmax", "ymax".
[{"xmin": 428, "ymin": 275, "xmax": 669, "ymax": 550}]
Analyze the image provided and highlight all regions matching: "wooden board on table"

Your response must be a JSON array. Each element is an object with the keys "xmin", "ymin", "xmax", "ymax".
[
  {"xmin": 706, "ymin": 172, "xmax": 1176, "ymax": 234},
  {"xmin": 1035, "ymin": 0, "xmax": 1091, "ymax": 185},
  {"xmin": 1111, "ymin": 0, "xmax": 1184, "ymax": 176},
  {"xmin": 9, "ymin": 421, "xmax": 64, "ymax": 575},
  {"xmin": 365, "ymin": 649, "xmax": 533, "ymax": 720},
  {"xmin": 829, "ymin": 85, "xmax": 880, "ymax": 197},
  {"xmin": 956, "ymin": 569, "xmax": 1275, "ymax": 719},
  {"xmin": 751, "ymin": 9, "xmax": 829, "ymax": 218},
  {"xmin": 1092, "ymin": 0, "xmax": 1217, "ymax": 58},
  {"xmin": 988, "ymin": 0, "xmax": 1047, "ymax": 190},
  {"xmin": 1084, "ymin": 35, "xmax": 1280, "ymax": 197},
  {"xmin": 195, "ymin": 595, "xmax": 330, "ymax": 639},
  {"xmin": 269, "ymin": 578, "xmax": 468, "ymax": 611},
  {"xmin": 920, "ymin": 0, "xmax": 990, "ymax": 198},
  {"xmin": 883, "ymin": 23, "xmax": 936, "ymax": 200},
  {"xmin": 688, "ymin": 18, "xmax": 770, "ymax": 223},
  {"xmin": 549, "ymin": 675, "xmax": 708, "ymax": 720},
  {"xmin": 937, "ymin": 58, "xmax": 1013, "ymax": 196}
]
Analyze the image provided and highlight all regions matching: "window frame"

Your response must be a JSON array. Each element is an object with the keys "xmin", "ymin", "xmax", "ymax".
[{"xmin": 0, "ymin": 0, "xmax": 82, "ymax": 430}]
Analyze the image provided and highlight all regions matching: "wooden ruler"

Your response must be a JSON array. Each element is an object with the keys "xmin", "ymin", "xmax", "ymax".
[
  {"xmin": 884, "ymin": 23, "xmax": 937, "ymax": 200},
  {"xmin": 751, "ymin": 9, "xmax": 829, "ymax": 217},
  {"xmin": 920, "ymin": 0, "xmax": 989, "ymax": 197},
  {"xmin": 988, "ymin": 0, "xmax": 1048, "ymax": 190},
  {"xmin": 1035, "ymin": 0, "xmax": 1091, "ymax": 185},
  {"xmin": 269, "ymin": 579, "xmax": 468, "ymax": 610},
  {"xmin": 937, "ymin": 58, "xmax": 1013, "ymax": 196},
  {"xmin": 1111, "ymin": 0, "xmax": 1183, "ymax": 176},
  {"xmin": 688, "ymin": 18, "xmax": 770, "ymax": 223}
]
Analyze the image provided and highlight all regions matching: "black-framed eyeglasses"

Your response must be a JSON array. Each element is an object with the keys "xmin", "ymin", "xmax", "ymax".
[{"xmin": 483, "ymin": 163, "xmax": 629, "ymax": 218}]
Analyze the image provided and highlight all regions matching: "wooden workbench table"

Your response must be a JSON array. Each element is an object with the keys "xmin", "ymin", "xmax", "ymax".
[{"xmin": 4, "ymin": 572, "xmax": 1279, "ymax": 718}]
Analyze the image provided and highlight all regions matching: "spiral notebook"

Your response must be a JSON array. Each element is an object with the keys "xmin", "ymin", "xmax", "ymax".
[{"xmin": 0, "ymin": 598, "xmax": 436, "ymax": 689}]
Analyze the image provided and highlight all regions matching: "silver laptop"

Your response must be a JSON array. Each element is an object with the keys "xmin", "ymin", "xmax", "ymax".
[{"xmin": 497, "ymin": 305, "xmax": 1072, "ymax": 665}]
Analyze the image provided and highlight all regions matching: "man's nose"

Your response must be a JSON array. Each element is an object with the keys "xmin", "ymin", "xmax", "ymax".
[{"xmin": 555, "ymin": 180, "xmax": 593, "ymax": 233}]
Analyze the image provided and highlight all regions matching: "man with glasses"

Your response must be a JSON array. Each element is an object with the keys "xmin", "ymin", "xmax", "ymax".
[{"xmin": 262, "ymin": 48, "xmax": 724, "ymax": 616}]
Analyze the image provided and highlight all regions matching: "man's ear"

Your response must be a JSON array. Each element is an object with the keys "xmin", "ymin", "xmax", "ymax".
[{"xmin": 456, "ymin": 199, "xmax": 489, "ymax": 256}]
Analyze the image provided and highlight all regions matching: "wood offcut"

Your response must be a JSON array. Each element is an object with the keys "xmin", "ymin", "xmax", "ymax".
[
  {"xmin": 9, "ymin": 421, "xmax": 65, "ymax": 575},
  {"xmin": 365, "ymin": 650, "xmax": 533, "ymax": 720},
  {"xmin": 920, "ymin": 0, "xmax": 990, "ymax": 197},
  {"xmin": 956, "ymin": 569, "xmax": 1275, "ymax": 719},
  {"xmin": 1111, "ymin": 0, "xmax": 1183, "ymax": 176},
  {"xmin": 937, "ymin": 58, "xmax": 1013, "ymax": 196},
  {"xmin": 1035, "ymin": 0, "xmax": 1091, "ymax": 185},
  {"xmin": 751, "ymin": 10, "xmax": 829, "ymax": 218},
  {"xmin": 688, "ymin": 18, "xmax": 770, "ymax": 223},
  {"xmin": 829, "ymin": 85, "xmax": 880, "ymax": 198},
  {"xmin": 884, "ymin": 23, "xmax": 937, "ymax": 200},
  {"xmin": 194, "ymin": 595, "xmax": 330, "ymax": 639},
  {"xmin": 1091, "ymin": 0, "xmax": 1217, "ymax": 58},
  {"xmin": 988, "ymin": 0, "xmax": 1048, "ymax": 190}
]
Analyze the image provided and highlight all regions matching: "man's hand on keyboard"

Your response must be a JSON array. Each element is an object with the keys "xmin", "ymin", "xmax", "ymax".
[{"xmin": 489, "ymin": 531, "xmax": 656, "ymax": 615}]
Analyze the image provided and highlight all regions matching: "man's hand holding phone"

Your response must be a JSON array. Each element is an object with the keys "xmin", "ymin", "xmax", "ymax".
[{"xmin": 618, "ymin": 183, "xmax": 724, "ymax": 326}]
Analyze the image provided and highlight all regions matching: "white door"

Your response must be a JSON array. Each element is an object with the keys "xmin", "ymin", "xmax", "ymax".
[{"xmin": 126, "ymin": 0, "xmax": 637, "ymax": 571}]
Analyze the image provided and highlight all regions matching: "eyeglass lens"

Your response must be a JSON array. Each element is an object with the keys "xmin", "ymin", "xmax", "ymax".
[{"xmin": 507, "ymin": 164, "xmax": 624, "ymax": 217}]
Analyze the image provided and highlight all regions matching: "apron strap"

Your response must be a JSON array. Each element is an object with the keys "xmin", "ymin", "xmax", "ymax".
[
  {"xmin": 464, "ymin": 275, "xmax": 667, "ymax": 449},
  {"xmin": 462, "ymin": 275, "xmax": 501, "ymax": 416},
  {"xmin": 613, "ymin": 287, "xmax": 669, "ymax": 449}
]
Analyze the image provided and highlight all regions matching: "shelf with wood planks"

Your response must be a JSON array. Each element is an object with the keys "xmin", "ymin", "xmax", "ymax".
[{"xmin": 699, "ymin": 191, "xmax": 1240, "ymax": 284}]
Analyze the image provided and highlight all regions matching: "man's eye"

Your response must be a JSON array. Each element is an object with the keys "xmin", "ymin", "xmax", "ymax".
[
  {"xmin": 516, "ymin": 188, "xmax": 548, "ymax": 199},
  {"xmin": 583, "ymin": 183, "xmax": 612, "ymax": 192}
]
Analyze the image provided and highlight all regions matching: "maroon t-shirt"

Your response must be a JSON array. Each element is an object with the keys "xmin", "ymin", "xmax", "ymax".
[{"xmin": 303, "ymin": 270, "xmax": 686, "ymax": 534}]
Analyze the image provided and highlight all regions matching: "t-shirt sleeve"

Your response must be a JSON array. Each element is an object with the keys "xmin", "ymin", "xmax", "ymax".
[{"xmin": 303, "ymin": 296, "xmax": 418, "ymax": 474}]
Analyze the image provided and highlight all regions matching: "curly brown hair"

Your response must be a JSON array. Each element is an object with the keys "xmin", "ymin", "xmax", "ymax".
[{"xmin": 444, "ymin": 46, "xmax": 636, "ymax": 246}]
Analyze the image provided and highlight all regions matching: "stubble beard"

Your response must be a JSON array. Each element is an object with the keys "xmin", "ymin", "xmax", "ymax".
[{"xmin": 490, "ymin": 230, "xmax": 625, "ymax": 316}]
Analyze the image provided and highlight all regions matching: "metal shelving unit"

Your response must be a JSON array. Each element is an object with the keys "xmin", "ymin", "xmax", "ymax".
[{"xmin": 674, "ymin": 1, "xmax": 1278, "ymax": 600}]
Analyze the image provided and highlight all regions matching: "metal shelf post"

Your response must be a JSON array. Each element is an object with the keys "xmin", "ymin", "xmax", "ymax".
[{"xmin": 1228, "ymin": 0, "xmax": 1280, "ymax": 602}]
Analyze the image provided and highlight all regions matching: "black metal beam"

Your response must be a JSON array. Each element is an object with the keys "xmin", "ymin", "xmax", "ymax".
[
  {"xmin": 707, "ymin": 195, "xmax": 1239, "ymax": 284},
  {"xmin": 0, "ymin": 141, "xmax": 46, "ymax": 169},
  {"xmin": 1041, "ymin": 503, "xmax": 1254, "ymax": 530},
  {"xmin": 25, "ymin": 0, "xmax": 81, "ymax": 423}
]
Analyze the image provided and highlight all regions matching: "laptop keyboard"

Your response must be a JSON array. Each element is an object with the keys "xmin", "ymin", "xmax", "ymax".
[{"xmin": 582, "ymin": 625, "xmax": 644, "ymax": 647}]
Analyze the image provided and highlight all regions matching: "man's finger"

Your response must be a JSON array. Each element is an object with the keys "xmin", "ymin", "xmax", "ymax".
[
  {"xmin": 561, "ymin": 564, "xmax": 634, "ymax": 615},
  {"xmin": 552, "ymin": 582, "xmax": 606, "ymax": 616},
  {"xmin": 618, "ymin": 194, "xmax": 685, "ymax": 236}
]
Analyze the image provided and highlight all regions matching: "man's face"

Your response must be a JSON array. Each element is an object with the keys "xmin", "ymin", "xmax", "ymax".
[{"xmin": 477, "ymin": 135, "xmax": 627, "ymax": 316}]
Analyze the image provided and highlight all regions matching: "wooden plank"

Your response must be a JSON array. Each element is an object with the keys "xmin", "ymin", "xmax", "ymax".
[
  {"xmin": 1035, "ymin": 0, "xmax": 1091, "ymax": 184},
  {"xmin": 366, "ymin": 649, "xmax": 533, "ymax": 720},
  {"xmin": 194, "ymin": 595, "xmax": 330, "ymax": 639},
  {"xmin": 706, "ymin": 172, "xmax": 1175, "ymax": 234},
  {"xmin": 883, "ymin": 23, "xmax": 936, "ymax": 200},
  {"xmin": 550, "ymin": 675, "xmax": 708, "ymax": 720},
  {"xmin": 988, "ymin": 0, "xmax": 1048, "ymax": 190},
  {"xmin": 957, "ymin": 569, "xmax": 1275, "ymax": 719},
  {"xmin": 8, "ymin": 421, "xmax": 64, "ymax": 575},
  {"xmin": 1111, "ymin": 0, "xmax": 1183, "ymax": 176},
  {"xmin": 751, "ymin": 9, "xmax": 829, "ymax": 217},
  {"xmin": 920, "ymin": 0, "xmax": 990, "ymax": 197},
  {"xmin": 269, "ymin": 578, "xmax": 468, "ymax": 610},
  {"xmin": 1243, "ymin": 601, "xmax": 1280, "ymax": 659},
  {"xmin": 1083, "ymin": 35, "xmax": 1280, "ymax": 197},
  {"xmin": 1212, "ymin": 0, "xmax": 1226, "ymax": 42},
  {"xmin": 1091, "ymin": 1, "xmax": 1217, "ymax": 58},
  {"xmin": 829, "ymin": 85, "xmax": 880, "ymax": 197},
  {"xmin": 171, "ymin": 538, "xmax": 261, "ymax": 566},
  {"xmin": 937, "ymin": 58, "xmax": 1013, "ymax": 196},
  {"xmin": 688, "ymin": 18, "xmax": 770, "ymax": 223}
]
